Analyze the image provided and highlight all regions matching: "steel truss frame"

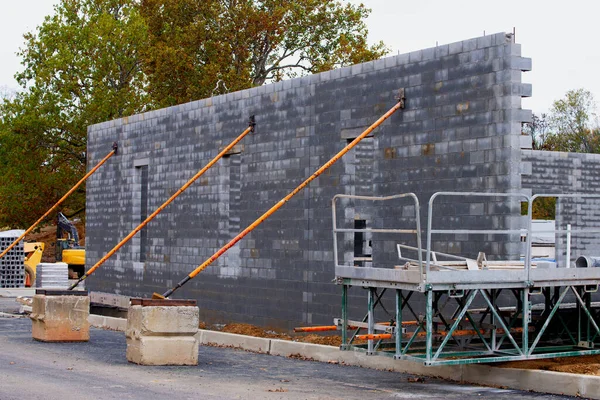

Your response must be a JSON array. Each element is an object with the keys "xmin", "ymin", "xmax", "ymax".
[{"xmin": 333, "ymin": 192, "xmax": 600, "ymax": 365}]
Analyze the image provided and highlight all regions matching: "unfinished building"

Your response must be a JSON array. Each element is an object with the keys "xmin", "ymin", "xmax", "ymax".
[{"xmin": 85, "ymin": 32, "xmax": 600, "ymax": 338}]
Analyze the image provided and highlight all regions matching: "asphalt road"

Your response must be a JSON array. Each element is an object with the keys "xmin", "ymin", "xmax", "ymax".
[{"xmin": 0, "ymin": 316, "xmax": 574, "ymax": 400}]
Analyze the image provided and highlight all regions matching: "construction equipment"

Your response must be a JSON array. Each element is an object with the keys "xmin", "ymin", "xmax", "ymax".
[
  {"xmin": 56, "ymin": 212, "xmax": 85, "ymax": 279},
  {"xmin": 68, "ymin": 118, "xmax": 256, "ymax": 290},
  {"xmin": 155, "ymin": 90, "xmax": 406, "ymax": 299},
  {"xmin": 23, "ymin": 242, "xmax": 44, "ymax": 287},
  {"xmin": 0, "ymin": 143, "xmax": 118, "ymax": 262}
]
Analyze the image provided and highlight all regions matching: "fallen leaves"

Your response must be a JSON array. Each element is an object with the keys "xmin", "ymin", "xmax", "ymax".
[{"xmin": 267, "ymin": 387, "xmax": 288, "ymax": 393}]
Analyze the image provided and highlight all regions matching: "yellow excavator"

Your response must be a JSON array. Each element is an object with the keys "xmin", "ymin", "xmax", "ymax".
[
  {"xmin": 55, "ymin": 212, "xmax": 85, "ymax": 279},
  {"xmin": 23, "ymin": 213, "xmax": 85, "ymax": 286},
  {"xmin": 24, "ymin": 242, "xmax": 44, "ymax": 287}
]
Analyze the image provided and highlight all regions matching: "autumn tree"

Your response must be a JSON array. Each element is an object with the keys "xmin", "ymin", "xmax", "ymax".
[
  {"xmin": 0, "ymin": 0, "xmax": 386, "ymax": 227},
  {"xmin": 523, "ymin": 113, "xmax": 551, "ymax": 150},
  {"xmin": 140, "ymin": 0, "xmax": 388, "ymax": 107},
  {"xmin": 534, "ymin": 89, "xmax": 600, "ymax": 153},
  {"xmin": 0, "ymin": 0, "xmax": 148, "ymax": 227}
]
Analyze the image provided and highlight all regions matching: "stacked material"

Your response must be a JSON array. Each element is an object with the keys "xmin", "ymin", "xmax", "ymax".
[
  {"xmin": 35, "ymin": 262, "xmax": 69, "ymax": 289},
  {"xmin": 0, "ymin": 230, "xmax": 25, "ymax": 288}
]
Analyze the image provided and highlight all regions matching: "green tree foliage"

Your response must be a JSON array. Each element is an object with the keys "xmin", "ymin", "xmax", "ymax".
[
  {"xmin": 0, "ymin": 0, "xmax": 385, "ymax": 228},
  {"xmin": 521, "ymin": 197, "xmax": 556, "ymax": 220},
  {"xmin": 525, "ymin": 89, "xmax": 600, "ymax": 220},
  {"xmin": 140, "ymin": 0, "xmax": 388, "ymax": 107},
  {"xmin": 530, "ymin": 89, "xmax": 600, "ymax": 153},
  {"xmin": 0, "ymin": 0, "xmax": 148, "ymax": 227}
]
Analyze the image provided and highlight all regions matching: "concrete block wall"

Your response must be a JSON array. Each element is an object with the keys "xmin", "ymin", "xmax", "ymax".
[
  {"xmin": 86, "ymin": 32, "xmax": 531, "ymax": 328},
  {"xmin": 522, "ymin": 150, "xmax": 600, "ymax": 267}
]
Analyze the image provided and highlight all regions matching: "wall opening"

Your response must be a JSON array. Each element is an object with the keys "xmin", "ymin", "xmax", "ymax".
[{"xmin": 137, "ymin": 164, "xmax": 149, "ymax": 262}]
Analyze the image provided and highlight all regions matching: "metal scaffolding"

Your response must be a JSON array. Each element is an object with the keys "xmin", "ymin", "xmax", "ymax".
[{"xmin": 333, "ymin": 192, "xmax": 600, "ymax": 366}]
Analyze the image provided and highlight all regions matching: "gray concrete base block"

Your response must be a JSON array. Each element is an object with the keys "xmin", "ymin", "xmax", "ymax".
[
  {"xmin": 199, "ymin": 330, "xmax": 271, "ymax": 353},
  {"xmin": 126, "ymin": 304, "xmax": 199, "ymax": 366},
  {"xmin": 30, "ymin": 294, "xmax": 90, "ymax": 342},
  {"xmin": 126, "ymin": 336, "xmax": 198, "ymax": 366}
]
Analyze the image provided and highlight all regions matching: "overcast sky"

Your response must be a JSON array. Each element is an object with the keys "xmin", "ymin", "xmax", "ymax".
[{"xmin": 1, "ymin": 0, "xmax": 598, "ymax": 115}]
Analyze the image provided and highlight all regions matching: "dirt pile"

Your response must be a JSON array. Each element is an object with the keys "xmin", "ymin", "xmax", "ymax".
[
  {"xmin": 212, "ymin": 323, "xmax": 345, "ymax": 346},
  {"xmin": 498, "ymin": 355, "xmax": 600, "ymax": 375},
  {"xmin": 221, "ymin": 323, "xmax": 292, "ymax": 340}
]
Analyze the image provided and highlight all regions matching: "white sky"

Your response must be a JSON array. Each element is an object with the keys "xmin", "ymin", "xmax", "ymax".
[{"xmin": 1, "ymin": 0, "xmax": 598, "ymax": 115}]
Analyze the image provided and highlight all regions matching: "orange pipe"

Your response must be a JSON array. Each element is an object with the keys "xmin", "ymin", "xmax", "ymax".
[
  {"xmin": 0, "ymin": 143, "xmax": 118, "ymax": 260},
  {"xmin": 293, "ymin": 325, "xmax": 360, "ymax": 332},
  {"xmin": 69, "ymin": 120, "xmax": 255, "ymax": 290},
  {"xmin": 159, "ymin": 93, "xmax": 405, "ymax": 299},
  {"xmin": 294, "ymin": 326, "xmax": 339, "ymax": 333},
  {"xmin": 356, "ymin": 327, "xmax": 529, "ymax": 341}
]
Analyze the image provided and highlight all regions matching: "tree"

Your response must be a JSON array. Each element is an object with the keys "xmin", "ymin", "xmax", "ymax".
[
  {"xmin": 523, "ymin": 113, "xmax": 551, "ymax": 150},
  {"xmin": 0, "ymin": 0, "xmax": 148, "ymax": 228},
  {"xmin": 542, "ymin": 89, "xmax": 600, "ymax": 153},
  {"xmin": 140, "ymin": 0, "xmax": 388, "ymax": 107},
  {"xmin": 0, "ymin": 0, "xmax": 386, "ymax": 226},
  {"xmin": 0, "ymin": 86, "xmax": 16, "ymax": 101}
]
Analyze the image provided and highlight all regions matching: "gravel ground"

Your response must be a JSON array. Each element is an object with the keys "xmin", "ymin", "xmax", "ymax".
[{"xmin": 0, "ymin": 317, "xmax": 575, "ymax": 400}]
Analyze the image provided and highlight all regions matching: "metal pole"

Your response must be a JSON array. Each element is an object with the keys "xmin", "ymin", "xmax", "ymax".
[
  {"xmin": 522, "ymin": 288, "xmax": 529, "ymax": 356},
  {"xmin": 157, "ymin": 92, "xmax": 405, "ymax": 299},
  {"xmin": 69, "ymin": 119, "xmax": 256, "ymax": 290},
  {"xmin": 0, "ymin": 143, "xmax": 118, "ymax": 261},
  {"xmin": 367, "ymin": 288, "xmax": 375, "ymax": 354},
  {"xmin": 566, "ymin": 224, "xmax": 571, "ymax": 268},
  {"xmin": 341, "ymin": 284, "xmax": 348, "ymax": 349},
  {"xmin": 395, "ymin": 289, "xmax": 402, "ymax": 359},
  {"xmin": 425, "ymin": 289, "xmax": 433, "ymax": 364}
]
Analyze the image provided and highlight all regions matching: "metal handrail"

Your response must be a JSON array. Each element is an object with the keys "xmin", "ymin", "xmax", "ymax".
[
  {"xmin": 426, "ymin": 192, "xmax": 531, "ymax": 279},
  {"xmin": 527, "ymin": 193, "xmax": 600, "ymax": 279},
  {"xmin": 332, "ymin": 193, "xmax": 423, "ymax": 276}
]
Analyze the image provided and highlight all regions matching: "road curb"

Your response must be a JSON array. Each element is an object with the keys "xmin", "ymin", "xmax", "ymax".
[
  {"xmin": 0, "ymin": 288, "xmax": 35, "ymax": 297},
  {"xmin": 199, "ymin": 330, "xmax": 271, "ymax": 353},
  {"xmin": 88, "ymin": 314, "xmax": 127, "ymax": 331},
  {"xmin": 463, "ymin": 364, "xmax": 600, "ymax": 399},
  {"xmin": 88, "ymin": 316, "xmax": 600, "ymax": 398}
]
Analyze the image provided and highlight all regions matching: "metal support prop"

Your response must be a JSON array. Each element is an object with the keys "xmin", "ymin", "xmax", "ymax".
[
  {"xmin": 395, "ymin": 289, "xmax": 402, "ymax": 359},
  {"xmin": 367, "ymin": 288, "xmax": 375, "ymax": 354},
  {"xmin": 522, "ymin": 287, "xmax": 529, "ymax": 355},
  {"xmin": 68, "ymin": 119, "xmax": 256, "ymax": 290},
  {"xmin": 0, "ymin": 142, "xmax": 118, "ymax": 261},
  {"xmin": 425, "ymin": 289, "xmax": 433, "ymax": 363},
  {"xmin": 491, "ymin": 289, "xmax": 497, "ymax": 351},
  {"xmin": 157, "ymin": 91, "xmax": 406, "ymax": 299},
  {"xmin": 341, "ymin": 284, "xmax": 348, "ymax": 349}
]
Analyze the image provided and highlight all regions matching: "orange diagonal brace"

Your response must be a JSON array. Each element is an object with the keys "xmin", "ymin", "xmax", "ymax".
[
  {"xmin": 0, "ymin": 143, "xmax": 118, "ymax": 261},
  {"xmin": 68, "ymin": 117, "xmax": 256, "ymax": 290},
  {"xmin": 157, "ymin": 90, "xmax": 405, "ymax": 299}
]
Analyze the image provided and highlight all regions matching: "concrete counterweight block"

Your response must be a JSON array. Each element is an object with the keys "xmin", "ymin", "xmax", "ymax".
[
  {"xmin": 126, "ymin": 298, "xmax": 199, "ymax": 366},
  {"xmin": 30, "ymin": 289, "xmax": 90, "ymax": 342}
]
